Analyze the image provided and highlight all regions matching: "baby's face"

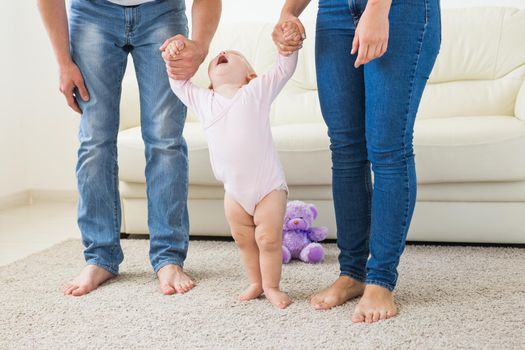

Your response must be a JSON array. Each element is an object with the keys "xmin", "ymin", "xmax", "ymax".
[{"xmin": 208, "ymin": 51, "xmax": 255, "ymax": 89}]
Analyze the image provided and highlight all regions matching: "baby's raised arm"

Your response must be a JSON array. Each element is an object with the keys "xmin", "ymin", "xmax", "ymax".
[
  {"xmin": 165, "ymin": 40, "xmax": 211, "ymax": 123},
  {"xmin": 247, "ymin": 50, "xmax": 299, "ymax": 104},
  {"xmin": 247, "ymin": 21, "xmax": 300, "ymax": 103}
]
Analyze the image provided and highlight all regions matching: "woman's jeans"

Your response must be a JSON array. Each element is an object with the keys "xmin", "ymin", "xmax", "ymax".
[
  {"xmin": 316, "ymin": 0, "xmax": 441, "ymax": 290},
  {"xmin": 69, "ymin": 0, "xmax": 189, "ymax": 274}
]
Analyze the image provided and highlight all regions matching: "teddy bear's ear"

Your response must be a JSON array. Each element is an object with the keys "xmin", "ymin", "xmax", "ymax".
[{"xmin": 309, "ymin": 204, "xmax": 318, "ymax": 219}]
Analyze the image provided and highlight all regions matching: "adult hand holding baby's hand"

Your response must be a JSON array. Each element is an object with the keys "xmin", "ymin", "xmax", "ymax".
[
  {"xmin": 160, "ymin": 34, "xmax": 207, "ymax": 80},
  {"xmin": 272, "ymin": 16, "xmax": 306, "ymax": 56}
]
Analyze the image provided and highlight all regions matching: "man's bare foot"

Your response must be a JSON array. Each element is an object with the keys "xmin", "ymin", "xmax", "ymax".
[
  {"xmin": 62, "ymin": 265, "xmax": 115, "ymax": 297},
  {"xmin": 239, "ymin": 283, "xmax": 263, "ymax": 301},
  {"xmin": 157, "ymin": 264, "xmax": 195, "ymax": 295},
  {"xmin": 352, "ymin": 284, "xmax": 397, "ymax": 323},
  {"xmin": 310, "ymin": 275, "xmax": 365, "ymax": 310},
  {"xmin": 264, "ymin": 287, "xmax": 292, "ymax": 309}
]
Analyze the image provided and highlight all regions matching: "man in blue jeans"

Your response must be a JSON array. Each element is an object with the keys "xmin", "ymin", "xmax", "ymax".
[{"xmin": 37, "ymin": 0, "xmax": 221, "ymax": 296}]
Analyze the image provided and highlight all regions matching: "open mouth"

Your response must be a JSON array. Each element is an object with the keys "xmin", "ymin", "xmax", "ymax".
[{"xmin": 217, "ymin": 55, "xmax": 229, "ymax": 66}]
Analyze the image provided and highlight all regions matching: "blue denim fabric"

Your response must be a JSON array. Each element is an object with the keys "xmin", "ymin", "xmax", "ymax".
[
  {"xmin": 316, "ymin": 0, "xmax": 441, "ymax": 290},
  {"xmin": 69, "ymin": 0, "xmax": 189, "ymax": 274}
]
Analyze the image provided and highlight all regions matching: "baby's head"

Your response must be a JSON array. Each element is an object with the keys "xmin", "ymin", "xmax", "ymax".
[{"xmin": 207, "ymin": 50, "xmax": 257, "ymax": 90}]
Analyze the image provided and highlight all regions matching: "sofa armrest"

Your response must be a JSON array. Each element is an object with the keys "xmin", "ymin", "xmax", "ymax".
[{"xmin": 516, "ymin": 80, "xmax": 525, "ymax": 122}]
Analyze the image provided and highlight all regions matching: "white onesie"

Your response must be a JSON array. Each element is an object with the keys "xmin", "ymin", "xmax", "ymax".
[{"xmin": 169, "ymin": 52, "xmax": 298, "ymax": 216}]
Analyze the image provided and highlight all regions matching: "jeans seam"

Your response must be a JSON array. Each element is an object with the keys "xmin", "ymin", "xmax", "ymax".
[
  {"xmin": 395, "ymin": 0, "xmax": 429, "ymax": 263},
  {"xmin": 109, "ymin": 57, "xmax": 127, "ymax": 263},
  {"xmin": 340, "ymin": 271, "xmax": 366, "ymax": 283},
  {"xmin": 86, "ymin": 260, "xmax": 119, "ymax": 276},
  {"xmin": 154, "ymin": 259, "xmax": 184, "ymax": 273},
  {"xmin": 365, "ymin": 279, "xmax": 395, "ymax": 292}
]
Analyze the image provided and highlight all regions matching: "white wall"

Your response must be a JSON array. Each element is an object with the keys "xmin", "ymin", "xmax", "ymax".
[
  {"xmin": 0, "ymin": 2, "xmax": 28, "ymax": 198},
  {"xmin": 1, "ymin": 0, "xmax": 524, "ymax": 199}
]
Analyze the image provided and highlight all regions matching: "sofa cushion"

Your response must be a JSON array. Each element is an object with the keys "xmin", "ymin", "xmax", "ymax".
[
  {"xmin": 118, "ymin": 122, "xmax": 332, "ymax": 186},
  {"xmin": 414, "ymin": 116, "xmax": 525, "ymax": 183},
  {"xmin": 118, "ymin": 116, "xmax": 525, "ymax": 186}
]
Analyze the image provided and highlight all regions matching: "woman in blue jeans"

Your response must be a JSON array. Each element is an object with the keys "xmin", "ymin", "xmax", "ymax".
[{"xmin": 273, "ymin": 0, "xmax": 440, "ymax": 323}]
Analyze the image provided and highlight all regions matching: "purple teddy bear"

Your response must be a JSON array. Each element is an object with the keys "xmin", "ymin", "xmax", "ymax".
[{"xmin": 282, "ymin": 200, "xmax": 328, "ymax": 264}]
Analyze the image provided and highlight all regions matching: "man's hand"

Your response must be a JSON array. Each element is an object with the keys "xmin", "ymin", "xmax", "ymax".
[
  {"xmin": 160, "ymin": 34, "xmax": 207, "ymax": 80},
  {"xmin": 272, "ymin": 16, "xmax": 306, "ymax": 56},
  {"xmin": 59, "ymin": 61, "xmax": 90, "ymax": 114},
  {"xmin": 351, "ymin": 0, "xmax": 391, "ymax": 68}
]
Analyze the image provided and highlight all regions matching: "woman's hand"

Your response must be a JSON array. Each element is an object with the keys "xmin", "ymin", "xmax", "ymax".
[
  {"xmin": 160, "ymin": 34, "xmax": 208, "ymax": 80},
  {"xmin": 352, "ymin": 0, "xmax": 391, "ymax": 68},
  {"xmin": 272, "ymin": 15, "xmax": 306, "ymax": 56}
]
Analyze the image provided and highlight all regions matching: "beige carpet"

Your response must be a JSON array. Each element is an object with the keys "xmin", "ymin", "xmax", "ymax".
[{"xmin": 0, "ymin": 240, "xmax": 524, "ymax": 349}]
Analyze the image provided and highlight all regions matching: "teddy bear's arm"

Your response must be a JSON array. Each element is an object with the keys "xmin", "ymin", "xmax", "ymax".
[{"xmin": 307, "ymin": 227, "xmax": 328, "ymax": 242}]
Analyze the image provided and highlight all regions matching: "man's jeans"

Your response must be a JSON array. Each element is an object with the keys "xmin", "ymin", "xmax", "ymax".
[
  {"xmin": 316, "ymin": 0, "xmax": 441, "ymax": 290},
  {"xmin": 69, "ymin": 0, "xmax": 189, "ymax": 274}
]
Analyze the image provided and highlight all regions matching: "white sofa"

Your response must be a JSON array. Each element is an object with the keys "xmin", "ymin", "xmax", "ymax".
[{"xmin": 117, "ymin": 7, "xmax": 525, "ymax": 243}]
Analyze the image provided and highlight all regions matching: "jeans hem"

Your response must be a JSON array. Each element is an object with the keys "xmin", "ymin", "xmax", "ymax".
[
  {"xmin": 340, "ymin": 271, "xmax": 366, "ymax": 283},
  {"xmin": 153, "ymin": 259, "xmax": 184, "ymax": 273},
  {"xmin": 86, "ymin": 260, "xmax": 119, "ymax": 276},
  {"xmin": 365, "ymin": 279, "xmax": 395, "ymax": 292}
]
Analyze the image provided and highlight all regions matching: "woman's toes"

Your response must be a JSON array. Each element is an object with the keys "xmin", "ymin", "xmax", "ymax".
[{"xmin": 352, "ymin": 311, "xmax": 365, "ymax": 323}]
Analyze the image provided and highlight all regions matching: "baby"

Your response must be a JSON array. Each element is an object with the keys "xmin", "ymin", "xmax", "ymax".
[{"xmin": 163, "ymin": 22, "xmax": 302, "ymax": 308}]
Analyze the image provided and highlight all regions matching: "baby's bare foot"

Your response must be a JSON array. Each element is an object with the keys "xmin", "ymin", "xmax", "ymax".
[
  {"xmin": 62, "ymin": 265, "xmax": 115, "ymax": 297},
  {"xmin": 310, "ymin": 275, "xmax": 365, "ymax": 310},
  {"xmin": 157, "ymin": 264, "xmax": 195, "ymax": 295},
  {"xmin": 167, "ymin": 40, "xmax": 185, "ymax": 57},
  {"xmin": 352, "ymin": 284, "xmax": 397, "ymax": 324},
  {"xmin": 264, "ymin": 287, "xmax": 292, "ymax": 309},
  {"xmin": 239, "ymin": 283, "xmax": 263, "ymax": 301}
]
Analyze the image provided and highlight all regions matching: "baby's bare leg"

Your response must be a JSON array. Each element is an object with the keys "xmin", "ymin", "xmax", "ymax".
[
  {"xmin": 253, "ymin": 190, "xmax": 291, "ymax": 309},
  {"xmin": 224, "ymin": 193, "xmax": 263, "ymax": 301}
]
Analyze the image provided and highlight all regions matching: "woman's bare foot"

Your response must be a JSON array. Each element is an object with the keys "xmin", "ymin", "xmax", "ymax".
[
  {"xmin": 62, "ymin": 265, "xmax": 115, "ymax": 297},
  {"xmin": 352, "ymin": 284, "xmax": 397, "ymax": 323},
  {"xmin": 264, "ymin": 287, "xmax": 292, "ymax": 309},
  {"xmin": 310, "ymin": 275, "xmax": 365, "ymax": 310},
  {"xmin": 157, "ymin": 264, "xmax": 195, "ymax": 295},
  {"xmin": 239, "ymin": 283, "xmax": 263, "ymax": 301}
]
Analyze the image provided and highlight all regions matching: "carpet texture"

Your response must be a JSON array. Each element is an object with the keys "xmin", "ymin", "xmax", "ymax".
[{"xmin": 1, "ymin": 239, "xmax": 524, "ymax": 349}]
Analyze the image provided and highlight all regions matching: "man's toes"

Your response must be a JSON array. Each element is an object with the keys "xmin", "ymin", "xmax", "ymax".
[
  {"xmin": 64, "ymin": 285, "xmax": 78, "ymax": 295},
  {"xmin": 174, "ymin": 283, "xmax": 186, "ymax": 294},
  {"xmin": 161, "ymin": 284, "xmax": 176, "ymax": 295},
  {"xmin": 71, "ymin": 285, "xmax": 90, "ymax": 297},
  {"xmin": 352, "ymin": 311, "xmax": 365, "ymax": 323}
]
